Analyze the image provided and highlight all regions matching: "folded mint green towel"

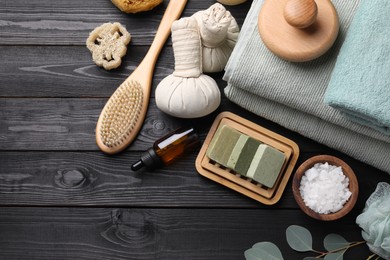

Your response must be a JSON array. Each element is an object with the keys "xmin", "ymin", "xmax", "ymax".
[
  {"xmin": 325, "ymin": 0, "xmax": 390, "ymax": 135},
  {"xmin": 224, "ymin": 0, "xmax": 390, "ymax": 173}
]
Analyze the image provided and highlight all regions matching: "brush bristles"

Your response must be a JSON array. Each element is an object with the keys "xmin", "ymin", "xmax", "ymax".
[{"xmin": 100, "ymin": 80, "xmax": 143, "ymax": 148}]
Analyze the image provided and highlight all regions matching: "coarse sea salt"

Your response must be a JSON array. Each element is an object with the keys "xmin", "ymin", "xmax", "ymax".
[{"xmin": 299, "ymin": 162, "xmax": 352, "ymax": 214}]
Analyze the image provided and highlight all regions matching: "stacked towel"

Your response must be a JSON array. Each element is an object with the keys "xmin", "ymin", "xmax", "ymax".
[
  {"xmin": 324, "ymin": 0, "xmax": 390, "ymax": 135},
  {"xmin": 224, "ymin": 0, "xmax": 390, "ymax": 173}
]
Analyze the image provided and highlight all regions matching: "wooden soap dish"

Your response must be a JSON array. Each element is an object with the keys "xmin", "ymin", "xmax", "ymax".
[
  {"xmin": 258, "ymin": 0, "xmax": 339, "ymax": 62},
  {"xmin": 195, "ymin": 112, "xmax": 300, "ymax": 205}
]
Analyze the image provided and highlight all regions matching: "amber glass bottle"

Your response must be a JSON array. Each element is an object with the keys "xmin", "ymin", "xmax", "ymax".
[{"xmin": 131, "ymin": 127, "xmax": 200, "ymax": 171}]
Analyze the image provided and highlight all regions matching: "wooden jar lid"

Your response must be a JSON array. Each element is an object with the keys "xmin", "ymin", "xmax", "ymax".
[{"xmin": 258, "ymin": 0, "xmax": 339, "ymax": 62}]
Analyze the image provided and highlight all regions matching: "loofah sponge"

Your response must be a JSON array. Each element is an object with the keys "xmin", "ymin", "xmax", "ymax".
[
  {"xmin": 356, "ymin": 182, "xmax": 390, "ymax": 259},
  {"xmin": 111, "ymin": 0, "xmax": 162, "ymax": 14},
  {"xmin": 86, "ymin": 22, "xmax": 131, "ymax": 70},
  {"xmin": 217, "ymin": 0, "xmax": 247, "ymax": 5}
]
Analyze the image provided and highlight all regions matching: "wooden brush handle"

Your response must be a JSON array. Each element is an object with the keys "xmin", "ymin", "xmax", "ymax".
[
  {"xmin": 96, "ymin": 0, "xmax": 188, "ymax": 154},
  {"xmin": 143, "ymin": 0, "xmax": 188, "ymax": 66}
]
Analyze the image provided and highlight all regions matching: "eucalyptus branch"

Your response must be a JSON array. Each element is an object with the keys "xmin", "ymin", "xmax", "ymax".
[
  {"xmin": 312, "ymin": 241, "xmax": 366, "ymax": 258},
  {"xmin": 311, "ymin": 249, "xmax": 325, "ymax": 254},
  {"xmin": 246, "ymin": 225, "xmax": 374, "ymax": 260}
]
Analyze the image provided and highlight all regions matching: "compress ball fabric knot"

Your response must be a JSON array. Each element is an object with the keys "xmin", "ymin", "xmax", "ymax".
[{"xmin": 192, "ymin": 3, "xmax": 240, "ymax": 73}]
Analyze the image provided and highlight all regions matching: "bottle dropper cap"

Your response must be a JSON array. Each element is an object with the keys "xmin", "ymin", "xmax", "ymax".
[{"xmin": 131, "ymin": 148, "xmax": 163, "ymax": 171}]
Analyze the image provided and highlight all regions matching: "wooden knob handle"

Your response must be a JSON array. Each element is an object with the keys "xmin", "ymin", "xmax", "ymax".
[{"xmin": 284, "ymin": 0, "xmax": 318, "ymax": 29}]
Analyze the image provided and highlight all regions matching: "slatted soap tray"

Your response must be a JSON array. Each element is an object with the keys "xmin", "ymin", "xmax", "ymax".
[{"xmin": 195, "ymin": 112, "xmax": 300, "ymax": 205}]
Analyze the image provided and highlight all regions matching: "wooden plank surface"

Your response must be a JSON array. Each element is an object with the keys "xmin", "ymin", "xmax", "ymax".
[
  {"xmin": 0, "ymin": 148, "xmax": 388, "ymax": 207},
  {"xmin": 0, "ymin": 46, "xmax": 175, "ymax": 97},
  {"xmin": 0, "ymin": 207, "xmax": 372, "ymax": 260},
  {"xmin": 0, "ymin": 0, "xmax": 251, "ymax": 45},
  {"xmin": 0, "ymin": 97, "xmax": 334, "ymax": 151},
  {"xmin": 0, "ymin": 96, "xmax": 339, "ymax": 152},
  {"xmin": 1, "ymin": 0, "xmax": 389, "ymax": 259}
]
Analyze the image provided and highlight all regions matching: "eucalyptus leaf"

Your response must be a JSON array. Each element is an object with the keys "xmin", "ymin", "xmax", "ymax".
[
  {"xmin": 244, "ymin": 242, "xmax": 284, "ymax": 260},
  {"xmin": 286, "ymin": 225, "xmax": 313, "ymax": 252},
  {"xmin": 324, "ymin": 234, "xmax": 350, "ymax": 251},
  {"xmin": 244, "ymin": 249, "xmax": 262, "ymax": 260},
  {"xmin": 303, "ymin": 257, "xmax": 320, "ymax": 260},
  {"xmin": 252, "ymin": 242, "xmax": 283, "ymax": 259},
  {"xmin": 324, "ymin": 250, "xmax": 346, "ymax": 260}
]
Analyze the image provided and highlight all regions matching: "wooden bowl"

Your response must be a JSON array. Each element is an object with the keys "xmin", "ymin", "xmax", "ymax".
[{"xmin": 292, "ymin": 155, "xmax": 358, "ymax": 221}]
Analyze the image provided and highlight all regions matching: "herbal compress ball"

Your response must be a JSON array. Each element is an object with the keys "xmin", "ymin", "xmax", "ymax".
[{"xmin": 155, "ymin": 17, "xmax": 221, "ymax": 118}]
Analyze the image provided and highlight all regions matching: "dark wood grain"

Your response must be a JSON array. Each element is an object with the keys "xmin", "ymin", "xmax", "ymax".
[
  {"xmin": 0, "ymin": 150, "xmax": 255, "ymax": 207},
  {"xmin": 0, "ymin": 150, "xmax": 388, "ymax": 207},
  {"xmin": 0, "ymin": 207, "xmax": 373, "ymax": 260},
  {"xmin": 1, "ymin": 0, "xmax": 389, "ymax": 259},
  {"xmin": 0, "ymin": 97, "xmax": 343, "ymax": 151},
  {"xmin": 0, "ymin": 0, "xmax": 251, "ymax": 45},
  {"xmin": 0, "ymin": 98, "xmax": 177, "ymax": 150},
  {"xmin": 0, "ymin": 46, "xmax": 175, "ymax": 97}
]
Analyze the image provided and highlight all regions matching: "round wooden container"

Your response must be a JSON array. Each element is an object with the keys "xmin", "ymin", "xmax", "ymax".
[
  {"xmin": 258, "ymin": 0, "xmax": 339, "ymax": 62},
  {"xmin": 292, "ymin": 155, "xmax": 359, "ymax": 221}
]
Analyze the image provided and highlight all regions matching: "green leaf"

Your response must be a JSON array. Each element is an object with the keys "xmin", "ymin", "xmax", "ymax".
[
  {"xmin": 324, "ymin": 234, "xmax": 350, "ymax": 251},
  {"xmin": 252, "ymin": 242, "xmax": 284, "ymax": 259},
  {"xmin": 324, "ymin": 250, "xmax": 346, "ymax": 260},
  {"xmin": 244, "ymin": 249, "xmax": 261, "ymax": 260},
  {"xmin": 286, "ymin": 225, "xmax": 313, "ymax": 252},
  {"xmin": 244, "ymin": 242, "xmax": 283, "ymax": 260}
]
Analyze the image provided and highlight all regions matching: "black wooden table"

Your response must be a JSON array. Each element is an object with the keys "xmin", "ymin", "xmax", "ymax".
[{"xmin": 1, "ymin": 1, "xmax": 389, "ymax": 259}]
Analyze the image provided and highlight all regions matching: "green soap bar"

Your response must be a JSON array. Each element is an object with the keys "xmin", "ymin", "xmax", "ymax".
[
  {"xmin": 227, "ymin": 135, "xmax": 249, "ymax": 169},
  {"xmin": 246, "ymin": 144, "xmax": 286, "ymax": 188},
  {"xmin": 206, "ymin": 125, "xmax": 241, "ymax": 166},
  {"xmin": 229, "ymin": 136, "xmax": 262, "ymax": 176}
]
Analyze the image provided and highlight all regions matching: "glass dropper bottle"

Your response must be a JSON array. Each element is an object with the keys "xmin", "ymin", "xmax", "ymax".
[{"xmin": 131, "ymin": 126, "xmax": 200, "ymax": 171}]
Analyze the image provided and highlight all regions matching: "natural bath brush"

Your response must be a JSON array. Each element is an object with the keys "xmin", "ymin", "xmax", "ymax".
[{"xmin": 96, "ymin": 0, "xmax": 188, "ymax": 154}]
